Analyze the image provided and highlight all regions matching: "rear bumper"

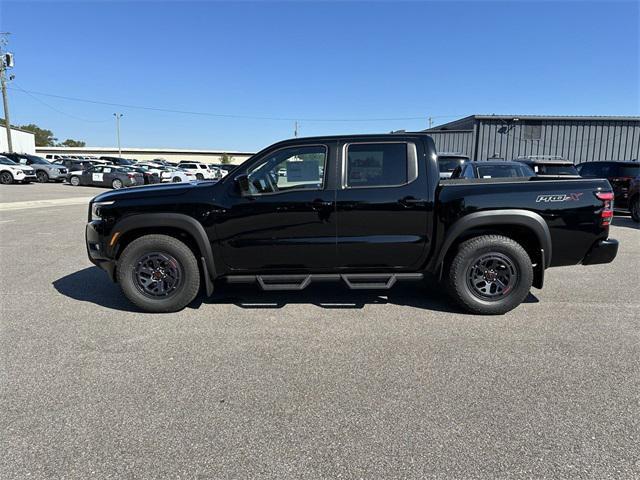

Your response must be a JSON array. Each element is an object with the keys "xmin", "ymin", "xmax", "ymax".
[{"xmin": 582, "ymin": 238, "xmax": 619, "ymax": 265}]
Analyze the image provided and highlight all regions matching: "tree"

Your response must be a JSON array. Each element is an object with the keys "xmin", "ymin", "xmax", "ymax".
[
  {"xmin": 58, "ymin": 139, "xmax": 86, "ymax": 147},
  {"xmin": 18, "ymin": 123, "xmax": 57, "ymax": 146},
  {"xmin": 220, "ymin": 152, "xmax": 233, "ymax": 164}
]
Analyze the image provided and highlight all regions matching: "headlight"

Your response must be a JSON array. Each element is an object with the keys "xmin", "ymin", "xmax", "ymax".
[{"xmin": 91, "ymin": 201, "xmax": 115, "ymax": 221}]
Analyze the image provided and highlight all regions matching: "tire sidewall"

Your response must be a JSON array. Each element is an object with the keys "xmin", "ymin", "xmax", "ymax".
[
  {"xmin": 0, "ymin": 171, "xmax": 14, "ymax": 184},
  {"xmin": 117, "ymin": 235, "xmax": 200, "ymax": 313},
  {"xmin": 70, "ymin": 176, "xmax": 80, "ymax": 186},
  {"xmin": 631, "ymin": 197, "xmax": 640, "ymax": 222},
  {"xmin": 449, "ymin": 236, "xmax": 533, "ymax": 315},
  {"xmin": 37, "ymin": 170, "xmax": 49, "ymax": 183}
]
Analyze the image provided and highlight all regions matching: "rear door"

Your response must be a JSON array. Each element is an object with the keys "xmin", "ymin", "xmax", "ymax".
[
  {"xmin": 335, "ymin": 138, "xmax": 432, "ymax": 269},
  {"xmin": 88, "ymin": 166, "xmax": 108, "ymax": 187}
]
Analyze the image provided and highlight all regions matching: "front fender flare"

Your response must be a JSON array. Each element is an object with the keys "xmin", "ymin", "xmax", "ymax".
[
  {"xmin": 111, "ymin": 213, "xmax": 217, "ymax": 287},
  {"xmin": 428, "ymin": 209, "xmax": 552, "ymax": 273}
]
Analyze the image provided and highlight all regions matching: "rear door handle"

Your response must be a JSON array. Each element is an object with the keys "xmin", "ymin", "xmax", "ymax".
[{"xmin": 399, "ymin": 196, "xmax": 425, "ymax": 207}]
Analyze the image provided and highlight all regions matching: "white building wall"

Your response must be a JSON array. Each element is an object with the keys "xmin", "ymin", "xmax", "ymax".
[
  {"xmin": 0, "ymin": 128, "xmax": 36, "ymax": 154},
  {"xmin": 35, "ymin": 146, "xmax": 254, "ymax": 165}
]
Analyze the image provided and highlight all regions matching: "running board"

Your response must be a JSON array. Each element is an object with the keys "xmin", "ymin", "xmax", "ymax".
[{"xmin": 225, "ymin": 273, "xmax": 423, "ymax": 291}]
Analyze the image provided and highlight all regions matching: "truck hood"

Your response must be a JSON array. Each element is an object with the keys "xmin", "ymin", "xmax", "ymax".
[{"xmin": 92, "ymin": 180, "xmax": 218, "ymax": 203}]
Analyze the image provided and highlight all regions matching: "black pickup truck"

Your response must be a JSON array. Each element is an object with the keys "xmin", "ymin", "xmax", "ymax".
[{"xmin": 86, "ymin": 133, "xmax": 618, "ymax": 315}]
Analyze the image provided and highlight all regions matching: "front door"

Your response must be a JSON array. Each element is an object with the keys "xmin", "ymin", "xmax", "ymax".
[
  {"xmin": 216, "ymin": 142, "xmax": 337, "ymax": 271},
  {"xmin": 335, "ymin": 139, "xmax": 432, "ymax": 269}
]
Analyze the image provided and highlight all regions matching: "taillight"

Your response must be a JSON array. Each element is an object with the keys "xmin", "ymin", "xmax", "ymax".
[
  {"xmin": 128, "ymin": 174, "xmax": 135, "ymax": 179},
  {"xmin": 595, "ymin": 191, "xmax": 614, "ymax": 226}
]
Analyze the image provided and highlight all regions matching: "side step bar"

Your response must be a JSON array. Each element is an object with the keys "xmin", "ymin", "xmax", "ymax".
[{"xmin": 226, "ymin": 273, "xmax": 423, "ymax": 291}]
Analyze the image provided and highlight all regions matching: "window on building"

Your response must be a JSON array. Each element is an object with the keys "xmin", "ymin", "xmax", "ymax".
[{"xmin": 523, "ymin": 124, "xmax": 542, "ymax": 141}]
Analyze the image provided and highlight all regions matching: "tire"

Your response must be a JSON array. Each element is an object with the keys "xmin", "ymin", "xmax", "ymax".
[
  {"xmin": 36, "ymin": 170, "xmax": 49, "ymax": 183},
  {"xmin": 631, "ymin": 197, "xmax": 640, "ymax": 223},
  {"xmin": 0, "ymin": 171, "xmax": 14, "ymax": 184},
  {"xmin": 172, "ymin": 176, "xmax": 182, "ymax": 183},
  {"xmin": 117, "ymin": 234, "xmax": 201, "ymax": 313},
  {"xmin": 69, "ymin": 176, "xmax": 81, "ymax": 186},
  {"xmin": 446, "ymin": 235, "xmax": 533, "ymax": 315},
  {"xmin": 196, "ymin": 173, "xmax": 204, "ymax": 180},
  {"xmin": 112, "ymin": 178, "xmax": 123, "ymax": 189}
]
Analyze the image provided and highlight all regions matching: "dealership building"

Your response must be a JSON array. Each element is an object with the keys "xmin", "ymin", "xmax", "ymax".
[{"xmin": 425, "ymin": 115, "xmax": 640, "ymax": 163}]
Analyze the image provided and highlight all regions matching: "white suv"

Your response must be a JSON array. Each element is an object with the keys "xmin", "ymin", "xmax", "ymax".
[
  {"xmin": 0, "ymin": 155, "xmax": 37, "ymax": 184},
  {"xmin": 178, "ymin": 162, "xmax": 216, "ymax": 180}
]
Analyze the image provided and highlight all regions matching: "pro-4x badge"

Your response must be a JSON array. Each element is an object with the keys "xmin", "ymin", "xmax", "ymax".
[{"xmin": 536, "ymin": 193, "xmax": 584, "ymax": 202}]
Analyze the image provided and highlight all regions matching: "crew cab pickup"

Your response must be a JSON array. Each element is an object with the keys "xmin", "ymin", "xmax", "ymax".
[{"xmin": 86, "ymin": 133, "xmax": 619, "ymax": 315}]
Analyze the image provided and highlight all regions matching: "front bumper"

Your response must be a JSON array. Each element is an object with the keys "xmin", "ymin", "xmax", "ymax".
[
  {"xmin": 86, "ymin": 221, "xmax": 117, "ymax": 281},
  {"xmin": 47, "ymin": 169, "xmax": 67, "ymax": 180},
  {"xmin": 582, "ymin": 238, "xmax": 619, "ymax": 265}
]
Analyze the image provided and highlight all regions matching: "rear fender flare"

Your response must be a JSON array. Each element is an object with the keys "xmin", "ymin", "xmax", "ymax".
[
  {"xmin": 111, "ymin": 213, "xmax": 217, "ymax": 283},
  {"xmin": 429, "ymin": 209, "xmax": 552, "ymax": 273}
]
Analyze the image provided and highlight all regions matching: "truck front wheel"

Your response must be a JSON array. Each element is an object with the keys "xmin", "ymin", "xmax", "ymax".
[
  {"xmin": 117, "ymin": 234, "xmax": 201, "ymax": 313},
  {"xmin": 447, "ymin": 235, "xmax": 533, "ymax": 315}
]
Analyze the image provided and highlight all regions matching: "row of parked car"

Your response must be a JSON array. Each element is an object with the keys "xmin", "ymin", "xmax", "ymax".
[
  {"xmin": 437, "ymin": 154, "xmax": 640, "ymax": 222},
  {"xmin": 0, "ymin": 152, "xmax": 237, "ymax": 189}
]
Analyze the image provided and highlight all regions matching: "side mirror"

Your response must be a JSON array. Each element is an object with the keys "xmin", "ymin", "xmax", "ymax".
[{"xmin": 235, "ymin": 174, "xmax": 250, "ymax": 195}]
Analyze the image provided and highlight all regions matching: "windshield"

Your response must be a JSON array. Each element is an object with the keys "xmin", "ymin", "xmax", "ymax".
[
  {"xmin": 24, "ymin": 155, "xmax": 51, "ymax": 165},
  {"xmin": 619, "ymin": 164, "xmax": 640, "ymax": 177},
  {"xmin": 438, "ymin": 156, "xmax": 468, "ymax": 172},
  {"xmin": 538, "ymin": 164, "xmax": 579, "ymax": 175},
  {"xmin": 476, "ymin": 164, "xmax": 534, "ymax": 178},
  {"xmin": 0, "ymin": 156, "xmax": 17, "ymax": 165}
]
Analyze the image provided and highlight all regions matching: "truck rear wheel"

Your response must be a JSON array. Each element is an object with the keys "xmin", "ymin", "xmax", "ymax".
[
  {"xmin": 117, "ymin": 234, "xmax": 201, "ymax": 313},
  {"xmin": 447, "ymin": 235, "xmax": 533, "ymax": 315}
]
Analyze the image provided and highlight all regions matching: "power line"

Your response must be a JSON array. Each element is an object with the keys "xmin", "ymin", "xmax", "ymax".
[
  {"xmin": 8, "ymin": 86, "xmax": 464, "ymax": 123},
  {"xmin": 11, "ymin": 82, "xmax": 110, "ymax": 123}
]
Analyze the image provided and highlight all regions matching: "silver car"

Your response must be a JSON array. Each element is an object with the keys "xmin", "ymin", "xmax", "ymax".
[{"xmin": 2, "ymin": 153, "xmax": 68, "ymax": 182}]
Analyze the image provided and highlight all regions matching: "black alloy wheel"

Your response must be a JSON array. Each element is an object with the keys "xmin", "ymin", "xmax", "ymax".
[{"xmin": 133, "ymin": 252, "xmax": 183, "ymax": 298}]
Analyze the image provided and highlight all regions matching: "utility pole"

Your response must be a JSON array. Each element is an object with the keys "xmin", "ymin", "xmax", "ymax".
[
  {"xmin": 428, "ymin": 116, "xmax": 433, "ymax": 129},
  {"xmin": 294, "ymin": 120, "xmax": 298, "ymax": 138},
  {"xmin": 0, "ymin": 33, "xmax": 13, "ymax": 153},
  {"xmin": 113, "ymin": 113, "xmax": 123, "ymax": 156}
]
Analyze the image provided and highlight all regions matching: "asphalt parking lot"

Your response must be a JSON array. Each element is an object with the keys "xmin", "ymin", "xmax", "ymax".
[{"xmin": 1, "ymin": 183, "xmax": 639, "ymax": 479}]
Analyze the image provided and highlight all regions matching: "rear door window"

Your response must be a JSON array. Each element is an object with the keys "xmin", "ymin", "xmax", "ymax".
[{"xmin": 345, "ymin": 142, "xmax": 416, "ymax": 188}]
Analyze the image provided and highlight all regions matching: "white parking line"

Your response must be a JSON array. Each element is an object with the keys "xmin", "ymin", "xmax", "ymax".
[{"xmin": 0, "ymin": 197, "xmax": 93, "ymax": 211}]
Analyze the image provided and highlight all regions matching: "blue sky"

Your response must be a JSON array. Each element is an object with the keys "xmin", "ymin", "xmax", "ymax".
[{"xmin": 1, "ymin": 0, "xmax": 638, "ymax": 151}]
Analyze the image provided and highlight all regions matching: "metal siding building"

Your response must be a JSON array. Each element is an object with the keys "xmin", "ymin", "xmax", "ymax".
[{"xmin": 426, "ymin": 115, "xmax": 640, "ymax": 163}]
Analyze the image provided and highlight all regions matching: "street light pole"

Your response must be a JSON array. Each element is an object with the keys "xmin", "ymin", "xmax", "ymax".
[{"xmin": 113, "ymin": 113, "xmax": 123, "ymax": 157}]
